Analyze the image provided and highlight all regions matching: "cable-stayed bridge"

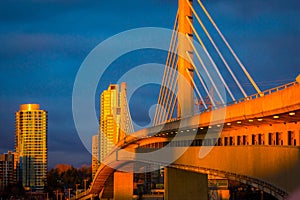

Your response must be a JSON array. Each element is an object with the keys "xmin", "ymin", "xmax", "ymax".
[{"xmin": 74, "ymin": 0, "xmax": 300, "ymax": 199}]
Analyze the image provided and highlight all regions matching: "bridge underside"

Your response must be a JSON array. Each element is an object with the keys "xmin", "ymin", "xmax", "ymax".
[
  {"xmin": 79, "ymin": 84, "xmax": 300, "ymax": 200},
  {"xmin": 170, "ymin": 146, "xmax": 300, "ymax": 199},
  {"xmin": 85, "ymin": 144, "xmax": 300, "ymax": 200}
]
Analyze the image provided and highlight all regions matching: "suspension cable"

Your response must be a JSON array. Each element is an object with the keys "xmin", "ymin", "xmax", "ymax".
[
  {"xmin": 159, "ymin": 44, "xmax": 179, "ymax": 123},
  {"xmin": 185, "ymin": 33, "xmax": 225, "ymax": 104},
  {"xmin": 185, "ymin": 52, "xmax": 216, "ymax": 107},
  {"xmin": 197, "ymin": 0, "xmax": 261, "ymax": 95},
  {"xmin": 156, "ymin": 39, "xmax": 178, "ymax": 125},
  {"xmin": 163, "ymin": 60, "xmax": 179, "ymax": 122},
  {"xmin": 186, "ymin": 68, "xmax": 207, "ymax": 109},
  {"xmin": 186, "ymin": 15, "xmax": 247, "ymax": 98},
  {"xmin": 186, "ymin": 0, "xmax": 235, "ymax": 101},
  {"xmin": 154, "ymin": 16, "xmax": 178, "ymax": 125},
  {"xmin": 154, "ymin": 31, "xmax": 177, "ymax": 125},
  {"xmin": 154, "ymin": 12, "xmax": 179, "ymax": 125}
]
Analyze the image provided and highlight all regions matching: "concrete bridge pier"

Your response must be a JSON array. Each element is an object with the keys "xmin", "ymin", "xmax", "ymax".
[
  {"xmin": 164, "ymin": 167, "xmax": 208, "ymax": 200},
  {"xmin": 113, "ymin": 171, "xmax": 133, "ymax": 200}
]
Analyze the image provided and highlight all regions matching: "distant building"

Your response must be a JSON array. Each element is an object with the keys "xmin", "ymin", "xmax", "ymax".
[
  {"xmin": 92, "ymin": 134, "xmax": 100, "ymax": 178},
  {"xmin": 15, "ymin": 104, "xmax": 47, "ymax": 191},
  {"xmin": 99, "ymin": 83, "xmax": 133, "ymax": 162},
  {"xmin": 0, "ymin": 151, "xmax": 15, "ymax": 190}
]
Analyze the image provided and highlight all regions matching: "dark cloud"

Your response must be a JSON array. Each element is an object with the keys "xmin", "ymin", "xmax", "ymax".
[
  {"xmin": 0, "ymin": 0, "xmax": 91, "ymax": 23},
  {"xmin": 204, "ymin": 0, "xmax": 300, "ymax": 17}
]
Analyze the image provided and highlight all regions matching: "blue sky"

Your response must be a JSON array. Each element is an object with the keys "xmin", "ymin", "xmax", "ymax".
[{"xmin": 0, "ymin": 0, "xmax": 299, "ymax": 168}]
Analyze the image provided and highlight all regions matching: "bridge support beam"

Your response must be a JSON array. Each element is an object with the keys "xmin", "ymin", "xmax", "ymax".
[
  {"xmin": 113, "ymin": 171, "xmax": 133, "ymax": 200},
  {"xmin": 164, "ymin": 167, "xmax": 208, "ymax": 200},
  {"xmin": 100, "ymin": 174, "xmax": 114, "ymax": 200}
]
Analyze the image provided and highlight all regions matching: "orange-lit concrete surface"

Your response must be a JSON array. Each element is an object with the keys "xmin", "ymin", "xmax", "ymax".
[
  {"xmin": 171, "ymin": 146, "xmax": 300, "ymax": 199},
  {"xmin": 86, "ymin": 145, "xmax": 300, "ymax": 200},
  {"xmin": 75, "ymin": 83, "xmax": 300, "ymax": 200},
  {"xmin": 164, "ymin": 167, "xmax": 208, "ymax": 200},
  {"xmin": 177, "ymin": 0, "xmax": 194, "ymax": 118},
  {"xmin": 113, "ymin": 172, "xmax": 133, "ymax": 200}
]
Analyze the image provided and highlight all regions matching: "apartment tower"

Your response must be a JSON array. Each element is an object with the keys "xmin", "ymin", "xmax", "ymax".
[
  {"xmin": 15, "ymin": 104, "xmax": 47, "ymax": 191},
  {"xmin": 92, "ymin": 134, "xmax": 100, "ymax": 178},
  {"xmin": 99, "ymin": 83, "xmax": 133, "ymax": 163},
  {"xmin": 0, "ymin": 151, "xmax": 15, "ymax": 190}
]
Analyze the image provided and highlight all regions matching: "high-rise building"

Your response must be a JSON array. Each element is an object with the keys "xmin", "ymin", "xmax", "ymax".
[
  {"xmin": 99, "ymin": 83, "xmax": 133, "ymax": 162},
  {"xmin": 15, "ymin": 104, "xmax": 47, "ymax": 191},
  {"xmin": 0, "ymin": 151, "xmax": 15, "ymax": 190},
  {"xmin": 92, "ymin": 134, "xmax": 100, "ymax": 178}
]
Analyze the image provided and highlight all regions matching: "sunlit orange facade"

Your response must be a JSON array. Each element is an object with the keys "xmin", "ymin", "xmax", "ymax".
[
  {"xmin": 15, "ymin": 104, "xmax": 47, "ymax": 191},
  {"xmin": 92, "ymin": 134, "xmax": 100, "ymax": 178},
  {"xmin": 99, "ymin": 84, "xmax": 122, "ymax": 162},
  {"xmin": 177, "ymin": 0, "xmax": 194, "ymax": 118}
]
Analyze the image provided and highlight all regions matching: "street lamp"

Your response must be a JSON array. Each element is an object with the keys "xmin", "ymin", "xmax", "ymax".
[
  {"xmin": 68, "ymin": 188, "xmax": 72, "ymax": 200},
  {"xmin": 75, "ymin": 184, "xmax": 80, "ymax": 198},
  {"xmin": 56, "ymin": 190, "xmax": 59, "ymax": 200},
  {"xmin": 84, "ymin": 179, "xmax": 88, "ymax": 192}
]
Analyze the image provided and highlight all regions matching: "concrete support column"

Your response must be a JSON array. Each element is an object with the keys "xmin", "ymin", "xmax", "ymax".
[
  {"xmin": 249, "ymin": 134, "xmax": 254, "ymax": 145},
  {"xmin": 282, "ymin": 131, "xmax": 288, "ymax": 146},
  {"xmin": 164, "ymin": 167, "xmax": 208, "ymax": 200},
  {"xmin": 264, "ymin": 132, "xmax": 269, "ymax": 146},
  {"xmin": 297, "ymin": 130, "xmax": 300, "ymax": 146},
  {"xmin": 113, "ymin": 171, "xmax": 133, "ymax": 200},
  {"xmin": 218, "ymin": 190, "xmax": 230, "ymax": 200}
]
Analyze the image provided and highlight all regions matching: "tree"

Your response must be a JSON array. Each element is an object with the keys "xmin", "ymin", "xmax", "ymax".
[{"xmin": 47, "ymin": 164, "xmax": 92, "ymax": 198}]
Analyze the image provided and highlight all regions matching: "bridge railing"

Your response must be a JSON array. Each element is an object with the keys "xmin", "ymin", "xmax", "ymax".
[
  {"xmin": 71, "ymin": 190, "xmax": 89, "ymax": 200},
  {"xmin": 167, "ymin": 81, "xmax": 299, "ymax": 125},
  {"xmin": 204, "ymin": 81, "xmax": 298, "ymax": 113},
  {"xmin": 234, "ymin": 81, "xmax": 298, "ymax": 104}
]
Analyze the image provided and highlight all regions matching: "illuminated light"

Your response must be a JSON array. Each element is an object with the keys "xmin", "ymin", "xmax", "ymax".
[
  {"xmin": 248, "ymin": 119, "xmax": 254, "ymax": 122},
  {"xmin": 208, "ymin": 126, "xmax": 212, "ymax": 129},
  {"xmin": 289, "ymin": 112, "xmax": 296, "ymax": 116},
  {"xmin": 227, "ymin": 123, "xmax": 231, "ymax": 126},
  {"xmin": 273, "ymin": 116, "xmax": 279, "ymax": 119},
  {"xmin": 193, "ymin": 129, "xmax": 196, "ymax": 131},
  {"xmin": 237, "ymin": 121, "xmax": 242, "ymax": 124},
  {"xmin": 217, "ymin": 124, "xmax": 221, "ymax": 127},
  {"xmin": 180, "ymin": 130, "xmax": 184, "ymax": 133},
  {"xmin": 186, "ymin": 129, "xmax": 190, "ymax": 132},
  {"xmin": 200, "ymin": 127, "xmax": 204, "ymax": 130},
  {"xmin": 257, "ymin": 118, "xmax": 263, "ymax": 121}
]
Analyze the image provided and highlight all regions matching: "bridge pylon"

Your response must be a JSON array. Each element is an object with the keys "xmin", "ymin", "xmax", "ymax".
[{"xmin": 177, "ymin": 0, "xmax": 194, "ymax": 118}]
